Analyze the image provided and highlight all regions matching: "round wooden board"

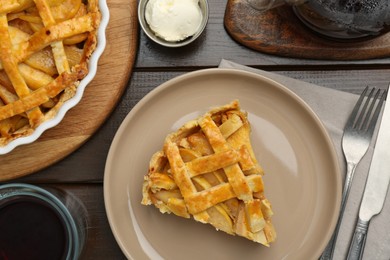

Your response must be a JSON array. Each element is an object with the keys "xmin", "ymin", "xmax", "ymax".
[{"xmin": 0, "ymin": 0, "xmax": 139, "ymax": 181}]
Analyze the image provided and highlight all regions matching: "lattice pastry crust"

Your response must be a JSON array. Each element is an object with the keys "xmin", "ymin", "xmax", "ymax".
[
  {"xmin": 0, "ymin": 0, "xmax": 101, "ymax": 146},
  {"xmin": 142, "ymin": 100, "xmax": 276, "ymax": 246}
]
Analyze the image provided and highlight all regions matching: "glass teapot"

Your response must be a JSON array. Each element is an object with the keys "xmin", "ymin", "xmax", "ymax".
[{"xmin": 246, "ymin": 0, "xmax": 390, "ymax": 40}]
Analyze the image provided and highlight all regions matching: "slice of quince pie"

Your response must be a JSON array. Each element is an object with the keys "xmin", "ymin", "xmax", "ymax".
[{"xmin": 141, "ymin": 100, "xmax": 276, "ymax": 246}]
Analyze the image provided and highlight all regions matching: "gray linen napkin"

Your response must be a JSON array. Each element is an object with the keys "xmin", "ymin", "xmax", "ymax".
[{"xmin": 219, "ymin": 59, "xmax": 390, "ymax": 260}]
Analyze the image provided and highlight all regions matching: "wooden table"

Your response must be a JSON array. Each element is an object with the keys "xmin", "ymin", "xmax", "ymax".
[{"xmin": 3, "ymin": 0, "xmax": 390, "ymax": 259}]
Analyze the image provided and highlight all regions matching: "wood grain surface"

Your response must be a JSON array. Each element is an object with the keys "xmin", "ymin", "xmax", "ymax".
[
  {"xmin": 0, "ymin": 0, "xmax": 138, "ymax": 181},
  {"xmin": 224, "ymin": 0, "xmax": 390, "ymax": 60}
]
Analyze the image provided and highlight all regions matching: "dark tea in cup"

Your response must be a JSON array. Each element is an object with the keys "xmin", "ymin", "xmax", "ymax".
[
  {"xmin": 0, "ymin": 196, "xmax": 67, "ymax": 259},
  {"xmin": 0, "ymin": 184, "xmax": 87, "ymax": 260}
]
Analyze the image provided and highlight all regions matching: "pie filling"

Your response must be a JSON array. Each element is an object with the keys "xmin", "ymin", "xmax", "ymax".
[{"xmin": 142, "ymin": 100, "xmax": 276, "ymax": 246}]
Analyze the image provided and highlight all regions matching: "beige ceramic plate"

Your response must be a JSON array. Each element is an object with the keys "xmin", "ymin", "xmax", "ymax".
[{"xmin": 104, "ymin": 69, "xmax": 341, "ymax": 260}]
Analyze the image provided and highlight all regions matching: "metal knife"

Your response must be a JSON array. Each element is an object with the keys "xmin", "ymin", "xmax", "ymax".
[{"xmin": 347, "ymin": 87, "xmax": 390, "ymax": 260}]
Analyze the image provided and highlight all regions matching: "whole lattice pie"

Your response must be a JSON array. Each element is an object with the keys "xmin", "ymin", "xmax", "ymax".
[
  {"xmin": 142, "ymin": 100, "xmax": 276, "ymax": 246},
  {"xmin": 0, "ymin": 0, "xmax": 101, "ymax": 146}
]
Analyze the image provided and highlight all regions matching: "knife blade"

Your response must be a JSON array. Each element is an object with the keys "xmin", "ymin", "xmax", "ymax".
[{"xmin": 347, "ymin": 87, "xmax": 390, "ymax": 260}]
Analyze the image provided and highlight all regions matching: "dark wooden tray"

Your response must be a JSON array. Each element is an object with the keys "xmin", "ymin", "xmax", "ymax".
[{"xmin": 224, "ymin": 0, "xmax": 390, "ymax": 60}]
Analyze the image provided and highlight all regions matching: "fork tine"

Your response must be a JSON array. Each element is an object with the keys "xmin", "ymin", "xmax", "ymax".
[
  {"xmin": 346, "ymin": 86, "xmax": 368, "ymax": 129},
  {"xmin": 361, "ymin": 88, "xmax": 381, "ymax": 131},
  {"xmin": 366, "ymin": 89, "xmax": 387, "ymax": 134},
  {"xmin": 355, "ymin": 87, "xmax": 375, "ymax": 130}
]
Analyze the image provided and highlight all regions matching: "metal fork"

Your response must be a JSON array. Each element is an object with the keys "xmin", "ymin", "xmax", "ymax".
[{"xmin": 320, "ymin": 86, "xmax": 386, "ymax": 260}]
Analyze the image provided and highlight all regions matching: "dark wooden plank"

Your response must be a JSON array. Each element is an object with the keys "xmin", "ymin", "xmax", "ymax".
[
  {"xmin": 17, "ymin": 69, "xmax": 389, "ymax": 183},
  {"xmin": 135, "ymin": 0, "xmax": 390, "ymax": 68},
  {"xmin": 72, "ymin": 184, "xmax": 126, "ymax": 259}
]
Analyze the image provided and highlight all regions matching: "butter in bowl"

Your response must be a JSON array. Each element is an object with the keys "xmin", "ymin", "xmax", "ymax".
[{"xmin": 138, "ymin": 0, "xmax": 209, "ymax": 47}]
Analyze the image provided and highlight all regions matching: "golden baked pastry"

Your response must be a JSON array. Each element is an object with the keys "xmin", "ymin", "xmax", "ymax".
[
  {"xmin": 0, "ymin": 0, "xmax": 101, "ymax": 146},
  {"xmin": 142, "ymin": 100, "xmax": 276, "ymax": 246}
]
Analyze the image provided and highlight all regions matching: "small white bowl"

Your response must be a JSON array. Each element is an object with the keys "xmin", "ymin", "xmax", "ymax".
[{"xmin": 138, "ymin": 0, "xmax": 209, "ymax": 48}]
